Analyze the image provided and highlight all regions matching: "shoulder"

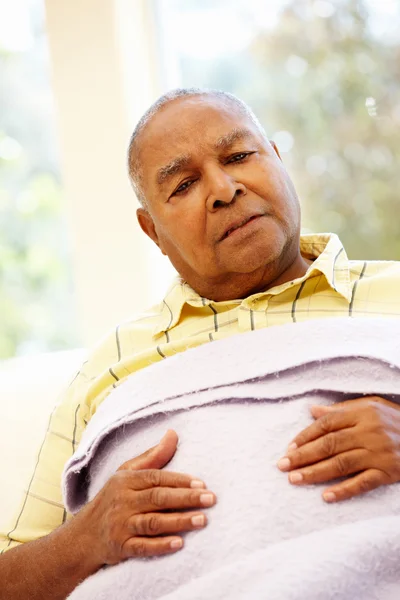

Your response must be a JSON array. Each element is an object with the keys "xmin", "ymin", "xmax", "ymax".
[
  {"xmin": 70, "ymin": 301, "xmax": 162, "ymax": 385},
  {"xmin": 349, "ymin": 259, "xmax": 400, "ymax": 281},
  {"xmin": 348, "ymin": 260, "xmax": 400, "ymax": 313},
  {"xmin": 94, "ymin": 301, "xmax": 164, "ymax": 362}
]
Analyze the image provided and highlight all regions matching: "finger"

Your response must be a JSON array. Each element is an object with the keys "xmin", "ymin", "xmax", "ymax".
[
  {"xmin": 319, "ymin": 400, "xmax": 364, "ymax": 411},
  {"xmin": 122, "ymin": 535, "xmax": 184, "ymax": 559},
  {"xmin": 130, "ymin": 511, "xmax": 207, "ymax": 537},
  {"xmin": 278, "ymin": 428, "xmax": 363, "ymax": 471},
  {"xmin": 122, "ymin": 469, "xmax": 206, "ymax": 491},
  {"xmin": 310, "ymin": 405, "xmax": 336, "ymax": 419},
  {"xmin": 118, "ymin": 430, "xmax": 178, "ymax": 472},
  {"xmin": 287, "ymin": 410, "xmax": 357, "ymax": 450},
  {"xmin": 134, "ymin": 487, "xmax": 217, "ymax": 513},
  {"xmin": 322, "ymin": 468, "xmax": 388, "ymax": 503},
  {"xmin": 286, "ymin": 449, "xmax": 370, "ymax": 485},
  {"xmin": 309, "ymin": 400, "xmax": 383, "ymax": 420},
  {"xmin": 317, "ymin": 396, "xmax": 397, "ymax": 412},
  {"xmin": 310, "ymin": 399, "xmax": 400, "ymax": 435},
  {"xmin": 309, "ymin": 400, "xmax": 400, "ymax": 436},
  {"xmin": 310, "ymin": 402, "xmax": 363, "ymax": 418}
]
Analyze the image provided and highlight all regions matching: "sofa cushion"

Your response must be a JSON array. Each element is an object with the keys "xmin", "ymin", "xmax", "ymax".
[{"xmin": 0, "ymin": 349, "xmax": 86, "ymax": 529}]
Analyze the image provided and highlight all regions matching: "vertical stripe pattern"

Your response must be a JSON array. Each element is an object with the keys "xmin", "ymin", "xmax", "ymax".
[{"xmin": 3, "ymin": 234, "xmax": 400, "ymax": 553}]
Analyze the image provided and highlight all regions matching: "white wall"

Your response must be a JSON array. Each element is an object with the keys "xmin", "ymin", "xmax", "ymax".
[{"xmin": 44, "ymin": 0, "xmax": 175, "ymax": 346}]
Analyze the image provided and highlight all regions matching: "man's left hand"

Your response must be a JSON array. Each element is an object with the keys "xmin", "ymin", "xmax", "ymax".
[{"xmin": 277, "ymin": 396, "xmax": 400, "ymax": 503}]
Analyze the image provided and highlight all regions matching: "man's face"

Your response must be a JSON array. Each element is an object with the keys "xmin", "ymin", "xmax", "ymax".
[{"xmin": 136, "ymin": 96, "xmax": 302, "ymax": 298}]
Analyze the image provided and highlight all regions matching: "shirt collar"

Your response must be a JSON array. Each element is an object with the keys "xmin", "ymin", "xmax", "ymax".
[
  {"xmin": 299, "ymin": 232, "xmax": 352, "ymax": 302},
  {"xmin": 153, "ymin": 232, "xmax": 352, "ymax": 337},
  {"xmin": 153, "ymin": 279, "xmax": 212, "ymax": 337}
]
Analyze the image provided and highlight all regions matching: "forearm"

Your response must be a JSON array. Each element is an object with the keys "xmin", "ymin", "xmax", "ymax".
[{"xmin": 0, "ymin": 516, "xmax": 100, "ymax": 600}]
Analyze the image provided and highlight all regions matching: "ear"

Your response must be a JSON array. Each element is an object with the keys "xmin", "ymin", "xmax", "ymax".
[
  {"xmin": 136, "ymin": 208, "xmax": 167, "ymax": 255},
  {"xmin": 270, "ymin": 140, "xmax": 283, "ymax": 162}
]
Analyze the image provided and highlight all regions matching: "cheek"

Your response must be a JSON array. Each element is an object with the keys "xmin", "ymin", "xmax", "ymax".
[
  {"xmin": 157, "ymin": 204, "xmax": 206, "ymax": 253},
  {"xmin": 251, "ymin": 163, "xmax": 299, "ymax": 220}
]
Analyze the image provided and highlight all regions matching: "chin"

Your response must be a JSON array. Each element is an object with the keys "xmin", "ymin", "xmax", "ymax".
[{"xmin": 223, "ymin": 234, "xmax": 287, "ymax": 274}]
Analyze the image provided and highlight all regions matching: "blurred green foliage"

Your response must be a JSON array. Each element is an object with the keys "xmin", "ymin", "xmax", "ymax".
[
  {"xmin": 0, "ymin": 2, "xmax": 78, "ymax": 359},
  {"xmin": 2, "ymin": 0, "xmax": 400, "ymax": 358},
  {"xmin": 173, "ymin": 0, "xmax": 400, "ymax": 260}
]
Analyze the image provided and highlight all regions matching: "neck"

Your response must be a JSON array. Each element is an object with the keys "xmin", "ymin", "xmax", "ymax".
[
  {"xmin": 257, "ymin": 252, "xmax": 313, "ymax": 295},
  {"xmin": 192, "ymin": 250, "xmax": 313, "ymax": 302}
]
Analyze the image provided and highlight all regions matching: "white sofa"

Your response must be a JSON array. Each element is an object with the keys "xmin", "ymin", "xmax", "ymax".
[{"xmin": 0, "ymin": 349, "xmax": 86, "ymax": 531}]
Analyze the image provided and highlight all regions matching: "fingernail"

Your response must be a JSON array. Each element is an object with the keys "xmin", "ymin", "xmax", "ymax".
[
  {"xmin": 287, "ymin": 443, "xmax": 297, "ymax": 452},
  {"xmin": 289, "ymin": 472, "xmax": 303, "ymax": 484},
  {"xmin": 191, "ymin": 515, "xmax": 205, "ymax": 527},
  {"xmin": 170, "ymin": 538, "xmax": 183, "ymax": 549},
  {"xmin": 200, "ymin": 493, "xmax": 215, "ymax": 506},
  {"xmin": 191, "ymin": 479, "xmax": 206, "ymax": 489},
  {"xmin": 323, "ymin": 492, "xmax": 336, "ymax": 503},
  {"xmin": 277, "ymin": 457, "xmax": 291, "ymax": 471}
]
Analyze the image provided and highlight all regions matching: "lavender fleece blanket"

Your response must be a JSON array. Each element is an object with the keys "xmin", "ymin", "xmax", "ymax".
[{"xmin": 64, "ymin": 318, "xmax": 400, "ymax": 600}]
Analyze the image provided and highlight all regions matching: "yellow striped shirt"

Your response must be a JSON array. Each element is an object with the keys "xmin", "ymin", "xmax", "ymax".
[{"xmin": 2, "ymin": 232, "xmax": 400, "ymax": 553}]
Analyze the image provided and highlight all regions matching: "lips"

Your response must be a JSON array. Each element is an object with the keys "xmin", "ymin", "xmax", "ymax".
[{"xmin": 221, "ymin": 214, "xmax": 262, "ymax": 241}]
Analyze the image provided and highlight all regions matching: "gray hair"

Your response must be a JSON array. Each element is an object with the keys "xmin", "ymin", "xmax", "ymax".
[{"xmin": 127, "ymin": 87, "xmax": 266, "ymax": 209}]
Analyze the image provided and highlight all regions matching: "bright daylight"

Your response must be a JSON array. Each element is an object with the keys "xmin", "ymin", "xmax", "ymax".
[{"xmin": 1, "ymin": 1, "xmax": 400, "ymax": 599}]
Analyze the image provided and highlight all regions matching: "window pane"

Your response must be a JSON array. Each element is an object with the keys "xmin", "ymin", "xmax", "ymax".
[
  {"xmin": 0, "ymin": 0, "xmax": 79, "ymax": 358},
  {"xmin": 156, "ymin": 0, "xmax": 400, "ymax": 260}
]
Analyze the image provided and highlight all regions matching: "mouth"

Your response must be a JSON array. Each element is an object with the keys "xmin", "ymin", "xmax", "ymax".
[{"xmin": 221, "ymin": 214, "xmax": 263, "ymax": 241}]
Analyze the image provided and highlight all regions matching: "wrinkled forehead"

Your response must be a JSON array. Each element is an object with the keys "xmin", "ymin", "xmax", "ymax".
[{"xmin": 138, "ymin": 96, "xmax": 261, "ymax": 174}]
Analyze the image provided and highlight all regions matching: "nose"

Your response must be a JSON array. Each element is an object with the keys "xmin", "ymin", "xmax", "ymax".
[{"xmin": 205, "ymin": 167, "xmax": 247, "ymax": 212}]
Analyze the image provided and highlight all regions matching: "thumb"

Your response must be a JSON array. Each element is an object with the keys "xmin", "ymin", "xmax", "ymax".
[{"xmin": 119, "ymin": 429, "xmax": 179, "ymax": 472}]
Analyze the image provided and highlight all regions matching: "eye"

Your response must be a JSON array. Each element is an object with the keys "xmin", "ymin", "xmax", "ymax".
[
  {"xmin": 227, "ymin": 152, "xmax": 253, "ymax": 164},
  {"xmin": 172, "ymin": 179, "xmax": 196, "ymax": 197}
]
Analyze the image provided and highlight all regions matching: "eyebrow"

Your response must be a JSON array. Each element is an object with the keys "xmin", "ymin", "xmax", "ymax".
[
  {"xmin": 156, "ymin": 155, "xmax": 191, "ymax": 186},
  {"xmin": 155, "ymin": 127, "xmax": 255, "ymax": 188},
  {"xmin": 214, "ymin": 127, "xmax": 254, "ymax": 151}
]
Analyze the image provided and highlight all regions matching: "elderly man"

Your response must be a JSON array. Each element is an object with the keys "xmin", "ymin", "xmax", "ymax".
[{"xmin": 1, "ymin": 88, "xmax": 400, "ymax": 599}]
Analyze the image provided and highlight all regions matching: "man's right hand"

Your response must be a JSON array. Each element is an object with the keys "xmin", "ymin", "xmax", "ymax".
[
  {"xmin": 74, "ymin": 429, "xmax": 216, "ymax": 567},
  {"xmin": 0, "ymin": 430, "xmax": 215, "ymax": 600}
]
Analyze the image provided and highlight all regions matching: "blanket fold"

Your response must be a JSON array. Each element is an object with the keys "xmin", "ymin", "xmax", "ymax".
[{"xmin": 64, "ymin": 318, "xmax": 400, "ymax": 600}]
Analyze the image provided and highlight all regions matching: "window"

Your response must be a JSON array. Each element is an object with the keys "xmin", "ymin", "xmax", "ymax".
[
  {"xmin": 0, "ymin": 0, "xmax": 78, "ymax": 358},
  {"xmin": 156, "ymin": 0, "xmax": 400, "ymax": 260}
]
